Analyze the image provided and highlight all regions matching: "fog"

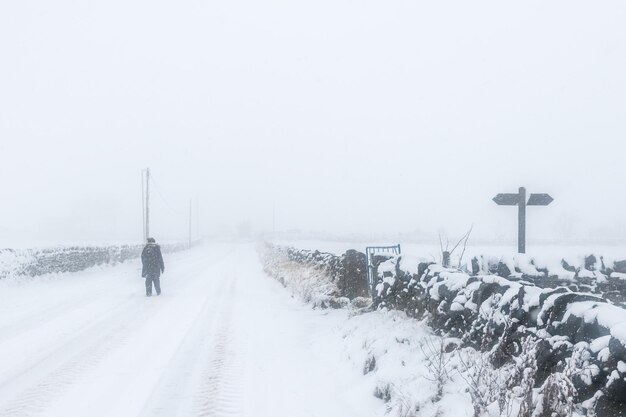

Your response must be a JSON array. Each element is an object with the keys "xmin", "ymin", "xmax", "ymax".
[{"xmin": 1, "ymin": 0, "xmax": 625, "ymax": 246}]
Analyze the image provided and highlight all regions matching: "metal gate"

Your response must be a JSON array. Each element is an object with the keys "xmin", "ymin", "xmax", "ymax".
[{"xmin": 365, "ymin": 244, "xmax": 401, "ymax": 299}]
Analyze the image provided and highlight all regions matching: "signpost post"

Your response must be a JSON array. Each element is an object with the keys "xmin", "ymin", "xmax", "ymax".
[{"xmin": 493, "ymin": 187, "xmax": 553, "ymax": 254}]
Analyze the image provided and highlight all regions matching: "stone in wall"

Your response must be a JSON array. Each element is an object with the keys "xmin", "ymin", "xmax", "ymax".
[{"xmin": 338, "ymin": 249, "xmax": 368, "ymax": 299}]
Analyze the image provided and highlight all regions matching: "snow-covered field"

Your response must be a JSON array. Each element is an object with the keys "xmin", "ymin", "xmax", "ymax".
[
  {"xmin": 272, "ymin": 239, "xmax": 626, "ymax": 270},
  {"xmin": 0, "ymin": 243, "xmax": 388, "ymax": 417},
  {"xmin": 273, "ymin": 238, "xmax": 626, "ymax": 257}
]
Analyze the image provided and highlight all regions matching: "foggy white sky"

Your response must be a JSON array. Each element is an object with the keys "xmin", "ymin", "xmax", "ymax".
[{"xmin": 1, "ymin": 0, "xmax": 625, "ymax": 245}]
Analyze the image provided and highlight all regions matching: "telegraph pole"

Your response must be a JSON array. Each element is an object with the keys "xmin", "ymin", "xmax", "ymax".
[
  {"xmin": 518, "ymin": 187, "xmax": 526, "ymax": 254},
  {"xmin": 145, "ymin": 168, "xmax": 150, "ymax": 240},
  {"xmin": 189, "ymin": 198, "xmax": 192, "ymax": 248},
  {"xmin": 141, "ymin": 170, "xmax": 146, "ymax": 241}
]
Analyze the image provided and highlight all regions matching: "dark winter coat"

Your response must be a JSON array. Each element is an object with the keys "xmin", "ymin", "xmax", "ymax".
[{"xmin": 141, "ymin": 243, "xmax": 165, "ymax": 278}]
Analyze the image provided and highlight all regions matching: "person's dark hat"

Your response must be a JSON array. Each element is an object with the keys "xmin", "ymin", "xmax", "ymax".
[{"xmin": 147, "ymin": 237, "xmax": 156, "ymax": 243}]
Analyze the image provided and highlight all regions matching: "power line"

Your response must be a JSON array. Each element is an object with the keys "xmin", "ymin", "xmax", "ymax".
[
  {"xmin": 148, "ymin": 173, "xmax": 187, "ymax": 217},
  {"xmin": 139, "ymin": 169, "xmax": 197, "ymax": 243}
]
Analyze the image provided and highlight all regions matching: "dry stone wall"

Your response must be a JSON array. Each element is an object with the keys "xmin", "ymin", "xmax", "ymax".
[
  {"xmin": 471, "ymin": 254, "xmax": 626, "ymax": 306},
  {"xmin": 0, "ymin": 242, "xmax": 193, "ymax": 279},
  {"xmin": 375, "ymin": 255, "xmax": 626, "ymax": 416},
  {"xmin": 262, "ymin": 243, "xmax": 369, "ymax": 301}
]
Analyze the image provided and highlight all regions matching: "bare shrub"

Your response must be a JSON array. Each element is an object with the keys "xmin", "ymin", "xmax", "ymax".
[
  {"xmin": 458, "ymin": 335, "xmax": 540, "ymax": 417},
  {"xmin": 420, "ymin": 336, "xmax": 453, "ymax": 401},
  {"xmin": 438, "ymin": 225, "xmax": 474, "ymax": 270},
  {"xmin": 363, "ymin": 355, "xmax": 377, "ymax": 375},
  {"xmin": 259, "ymin": 244, "xmax": 339, "ymax": 307},
  {"xmin": 374, "ymin": 383, "xmax": 392, "ymax": 402},
  {"xmin": 510, "ymin": 337, "xmax": 539, "ymax": 417},
  {"xmin": 457, "ymin": 349, "xmax": 512, "ymax": 417},
  {"xmin": 532, "ymin": 344, "xmax": 592, "ymax": 417},
  {"xmin": 534, "ymin": 372, "xmax": 576, "ymax": 417},
  {"xmin": 394, "ymin": 386, "xmax": 425, "ymax": 417}
]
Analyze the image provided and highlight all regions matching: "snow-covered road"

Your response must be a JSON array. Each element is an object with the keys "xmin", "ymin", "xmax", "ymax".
[{"xmin": 0, "ymin": 243, "xmax": 379, "ymax": 417}]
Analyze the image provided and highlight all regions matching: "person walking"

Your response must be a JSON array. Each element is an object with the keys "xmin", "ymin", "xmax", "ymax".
[{"xmin": 141, "ymin": 237, "xmax": 165, "ymax": 296}]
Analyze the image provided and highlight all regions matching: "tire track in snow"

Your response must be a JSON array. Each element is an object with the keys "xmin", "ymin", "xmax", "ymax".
[
  {"xmin": 0, "ymin": 302, "xmax": 153, "ymax": 417},
  {"xmin": 0, "ymin": 245, "xmax": 233, "ymax": 348},
  {"xmin": 193, "ymin": 278, "xmax": 243, "ymax": 417},
  {"xmin": 0, "ymin": 246, "xmax": 233, "ymax": 388},
  {"xmin": 0, "ymin": 246, "xmax": 237, "ymax": 417},
  {"xmin": 0, "ymin": 291, "xmax": 111, "ymax": 345},
  {"xmin": 139, "ymin": 274, "xmax": 231, "ymax": 417}
]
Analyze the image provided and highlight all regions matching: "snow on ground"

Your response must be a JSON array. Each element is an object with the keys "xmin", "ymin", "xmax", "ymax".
[
  {"xmin": 0, "ymin": 243, "xmax": 387, "ymax": 417},
  {"xmin": 260, "ymin": 245, "xmax": 477, "ymax": 416},
  {"xmin": 339, "ymin": 310, "xmax": 473, "ymax": 417},
  {"xmin": 272, "ymin": 239, "xmax": 626, "ymax": 275},
  {"xmin": 272, "ymin": 238, "xmax": 626, "ymax": 258}
]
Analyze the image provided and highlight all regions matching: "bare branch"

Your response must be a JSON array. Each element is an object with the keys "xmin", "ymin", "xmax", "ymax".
[
  {"xmin": 457, "ymin": 224, "xmax": 474, "ymax": 269},
  {"xmin": 439, "ymin": 234, "xmax": 444, "ymax": 254},
  {"xmin": 449, "ymin": 224, "xmax": 473, "ymax": 256}
]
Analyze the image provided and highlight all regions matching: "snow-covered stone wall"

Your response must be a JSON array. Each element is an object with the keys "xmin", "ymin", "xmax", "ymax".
[
  {"xmin": 375, "ymin": 256, "xmax": 626, "ymax": 415},
  {"xmin": 471, "ymin": 254, "xmax": 626, "ymax": 307},
  {"xmin": 266, "ymin": 243, "xmax": 626, "ymax": 415},
  {"xmin": 0, "ymin": 242, "xmax": 194, "ymax": 279},
  {"xmin": 259, "ymin": 243, "xmax": 370, "ymax": 305}
]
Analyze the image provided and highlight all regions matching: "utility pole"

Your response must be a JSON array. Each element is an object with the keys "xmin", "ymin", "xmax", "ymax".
[
  {"xmin": 145, "ymin": 168, "xmax": 150, "ymax": 240},
  {"xmin": 196, "ymin": 198, "xmax": 199, "ymax": 239},
  {"xmin": 518, "ymin": 187, "xmax": 526, "ymax": 254},
  {"xmin": 189, "ymin": 198, "xmax": 192, "ymax": 249},
  {"xmin": 272, "ymin": 200, "xmax": 276, "ymax": 235},
  {"xmin": 141, "ymin": 170, "xmax": 146, "ymax": 241}
]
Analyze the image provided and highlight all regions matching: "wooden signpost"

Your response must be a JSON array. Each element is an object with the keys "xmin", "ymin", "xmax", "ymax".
[{"xmin": 493, "ymin": 187, "xmax": 553, "ymax": 254}]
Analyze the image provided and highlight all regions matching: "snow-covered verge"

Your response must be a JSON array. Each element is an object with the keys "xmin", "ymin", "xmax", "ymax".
[
  {"xmin": 0, "ymin": 241, "xmax": 195, "ymax": 279},
  {"xmin": 263, "ymin": 243, "xmax": 626, "ymax": 416},
  {"xmin": 258, "ymin": 243, "xmax": 370, "ymax": 307},
  {"xmin": 340, "ymin": 309, "xmax": 480, "ymax": 417},
  {"xmin": 259, "ymin": 243, "xmax": 478, "ymax": 416}
]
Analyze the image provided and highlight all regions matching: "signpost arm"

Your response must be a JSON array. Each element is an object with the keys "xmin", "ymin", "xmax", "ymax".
[
  {"xmin": 518, "ymin": 187, "xmax": 526, "ymax": 254},
  {"xmin": 493, "ymin": 187, "xmax": 551, "ymax": 254}
]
